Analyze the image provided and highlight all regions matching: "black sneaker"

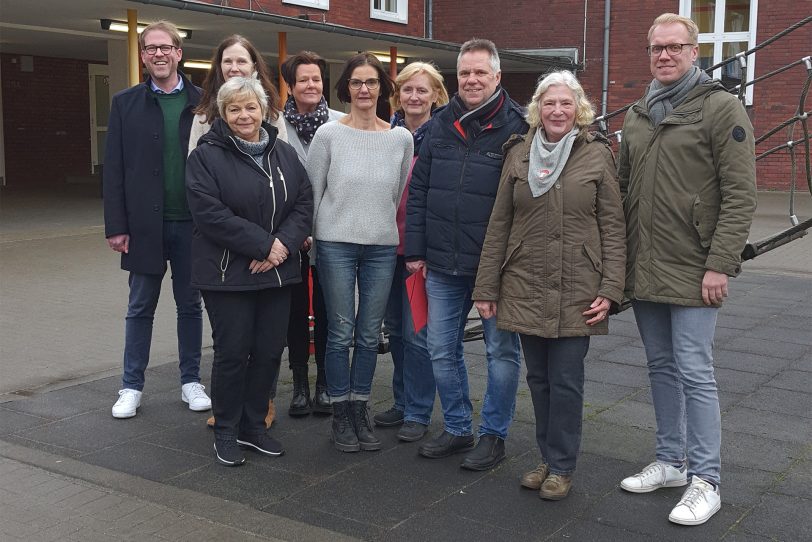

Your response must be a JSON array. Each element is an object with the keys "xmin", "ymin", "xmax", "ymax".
[
  {"xmin": 418, "ymin": 430, "xmax": 475, "ymax": 458},
  {"xmin": 397, "ymin": 421, "xmax": 429, "ymax": 442},
  {"xmin": 237, "ymin": 432, "xmax": 285, "ymax": 457},
  {"xmin": 213, "ymin": 438, "xmax": 246, "ymax": 467},
  {"xmin": 460, "ymin": 434, "xmax": 505, "ymax": 471},
  {"xmin": 373, "ymin": 406, "xmax": 404, "ymax": 427}
]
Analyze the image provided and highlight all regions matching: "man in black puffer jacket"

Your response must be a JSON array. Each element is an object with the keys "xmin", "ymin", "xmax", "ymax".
[{"xmin": 405, "ymin": 38, "xmax": 528, "ymax": 471}]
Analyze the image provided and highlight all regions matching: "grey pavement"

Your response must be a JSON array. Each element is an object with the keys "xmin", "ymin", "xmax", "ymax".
[{"xmin": 1, "ymin": 185, "xmax": 811, "ymax": 541}]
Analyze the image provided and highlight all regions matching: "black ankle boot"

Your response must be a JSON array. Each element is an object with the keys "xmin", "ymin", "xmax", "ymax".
[
  {"xmin": 288, "ymin": 367, "xmax": 311, "ymax": 416},
  {"xmin": 350, "ymin": 400, "xmax": 381, "ymax": 451},
  {"xmin": 312, "ymin": 368, "xmax": 331, "ymax": 414},
  {"xmin": 331, "ymin": 401, "xmax": 360, "ymax": 452}
]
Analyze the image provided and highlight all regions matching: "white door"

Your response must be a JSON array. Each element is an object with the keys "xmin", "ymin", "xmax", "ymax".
[{"xmin": 88, "ymin": 64, "xmax": 110, "ymax": 174}]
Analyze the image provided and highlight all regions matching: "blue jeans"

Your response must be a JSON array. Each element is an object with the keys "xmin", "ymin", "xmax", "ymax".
[
  {"xmin": 425, "ymin": 270, "xmax": 521, "ymax": 439},
  {"xmin": 122, "ymin": 220, "xmax": 202, "ymax": 391},
  {"xmin": 633, "ymin": 300, "xmax": 721, "ymax": 485},
  {"xmin": 384, "ymin": 257, "xmax": 435, "ymax": 425},
  {"xmin": 317, "ymin": 241, "xmax": 396, "ymax": 402},
  {"xmin": 520, "ymin": 335, "xmax": 589, "ymax": 475}
]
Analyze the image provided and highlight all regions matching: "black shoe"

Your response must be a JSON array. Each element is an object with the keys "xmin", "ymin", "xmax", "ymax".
[
  {"xmin": 312, "ymin": 383, "xmax": 331, "ymax": 415},
  {"xmin": 351, "ymin": 400, "xmax": 381, "ymax": 451},
  {"xmin": 418, "ymin": 430, "xmax": 475, "ymax": 458},
  {"xmin": 460, "ymin": 434, "xmax": 506, "ymax": 471},
  {"xmin": 397, "ymin": 421, "xmax": 429, "ymax": 442},
  {"xmin": 237, "ymin": 432, "xmax": 285, "ymax": 457},
  {"xmin": 213, "ymin": 438, "xmax": 246, "ymax": 467},
  {"xmin": 373, "ymin": 405, "xmax": 404, "ymax": 427},
  {"xmin": 288, "ymin": 367, "xmax": 311, "ymax": 416},
  {"xmin": 331, "ymin": 401, "xmax": 360, "ymax": 453}
]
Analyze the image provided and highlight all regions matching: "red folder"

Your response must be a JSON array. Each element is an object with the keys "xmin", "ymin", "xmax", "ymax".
[{"xmin": 405, "ymin": 271, "xmax": 428, "ymax": 332}]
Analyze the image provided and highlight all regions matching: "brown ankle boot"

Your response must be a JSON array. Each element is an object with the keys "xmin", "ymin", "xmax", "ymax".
[
  {"xmin": 520, "ymin": 463, "xmax": 549, "ymax": 490},
  {"xmin": 539, "ymin": 474, "xmax": 572, "ymax": 500}
]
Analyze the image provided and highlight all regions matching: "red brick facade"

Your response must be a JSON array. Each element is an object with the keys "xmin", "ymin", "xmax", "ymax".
[
  {"xmin": 1, "ymin": 54, "xmax": 92, "ymax": 186},
  {"xmin": 433, "ymin": 0, "xmax": 810, "ymax": 191}
]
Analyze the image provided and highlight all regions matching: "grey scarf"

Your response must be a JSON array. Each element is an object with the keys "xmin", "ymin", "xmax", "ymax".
[
  {"xmin": 645, "ymin": 66, "xmax": 710, "ymax": 126},
  {"xmin": 233, "ymin": 127, "xmax": 270, "ymax": 173},
  {"xmin": 528, "ymin": 127, "xmax": 579, "ymax": 198}
]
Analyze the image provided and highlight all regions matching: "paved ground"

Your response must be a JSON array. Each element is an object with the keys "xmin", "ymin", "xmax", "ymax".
[{"xmin": 1, "ymin": 185, "xmax": 810, "ymax": 541}]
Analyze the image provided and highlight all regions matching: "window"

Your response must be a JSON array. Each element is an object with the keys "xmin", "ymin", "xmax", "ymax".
[
  {"xmin": 370, "ymin": 0, "xmax": 408, "ymax": 24},
  {"xmin": 680, "ymin": 0, "xmax": 758, "ymax": 104},
  {"xmin": 282, "ymin": 0, "xmax": 329, "ymax": 10}
]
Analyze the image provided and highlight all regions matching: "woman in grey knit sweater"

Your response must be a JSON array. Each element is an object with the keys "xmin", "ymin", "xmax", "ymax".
[{"xmin": 306, "ymin": 53, "xmax": 413, "ymax": 453}]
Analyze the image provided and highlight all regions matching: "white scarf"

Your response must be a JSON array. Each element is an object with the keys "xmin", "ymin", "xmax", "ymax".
[{"xmin": 528, "ymin": 127, "xmax": 579, "ymax": 198}]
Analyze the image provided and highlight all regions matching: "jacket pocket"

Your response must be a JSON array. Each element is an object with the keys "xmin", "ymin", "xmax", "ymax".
[
  {"xmin": 691, "ymin": 196, "xmax": 718, "ymax": 248},
  {"xmin": 582, "ymin": 243, "xmax": 603, "ymax": 274},
  {"xmin": 501, "ymin": 240, "xmax": 523, "ymax": 272}
]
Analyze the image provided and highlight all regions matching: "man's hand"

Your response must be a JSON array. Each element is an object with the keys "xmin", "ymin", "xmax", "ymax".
[
  {"xmin": 475, "ymin": 300, "xmax": 497, "ymax": 320},
  {"xmin": 702, "ymin": 270, "xmax": 729, "ymax": 306},
  {"xmin": 301, "ymin": 236, "xmax": 312, "ymax": 252},
  {"xmin": 406, "ymin": 259, "xmax": 427, "ymax": 278},
  {"xmin": 107, "ymin": 234, "xmax": 130, "ymax": 254}
]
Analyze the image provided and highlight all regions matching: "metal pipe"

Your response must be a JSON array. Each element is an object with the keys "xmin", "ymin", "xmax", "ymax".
[
  {"xmin": 601, "ymin": 0, "xmax": 610, "ymax": 126},
  {"xmin": 582, "ymin": 0, "xmax": 588, "ymax": 70},
  {"xmin": 426, "ymin": 0, "xmax": 433, "ymax": 40}
]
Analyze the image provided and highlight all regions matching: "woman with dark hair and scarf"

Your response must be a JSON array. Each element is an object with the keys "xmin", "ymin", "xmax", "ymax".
[{"xmin": 277, "ymin": 51, "xmax": 345, "ymax": 418}]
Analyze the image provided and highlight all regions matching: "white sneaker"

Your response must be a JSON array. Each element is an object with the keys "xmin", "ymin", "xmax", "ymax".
[
  {"xmin": 668, "ymin": 476, "xmax": 721, "ymax": 526},
  {"xmin": 620, "ymin": 461, "xmax": 688, "ymax": 493},
  {"xmin": 181, "ymin": 382, "xmax": 212, "ymax": 411},
  {"xmin": 112, "ymin": 389, "xmax": 142, "ymax": 419}
]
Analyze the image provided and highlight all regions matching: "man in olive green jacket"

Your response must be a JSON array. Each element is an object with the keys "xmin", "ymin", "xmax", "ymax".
[{"xmin": 617, "ymin": 13, "xmax": 756, "ymax": 527}]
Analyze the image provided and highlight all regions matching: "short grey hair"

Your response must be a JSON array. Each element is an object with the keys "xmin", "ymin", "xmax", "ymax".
[
  {"xmin": 216, "ymin": 76, "xmax": 268, "ymax": 119},
  {"xmin": 526, "ymin": 70, "xmax": 595, "ymax": 129},
  {"xmin": 457, "ymin": 38, "xmax": 500, "ymax": 74}
]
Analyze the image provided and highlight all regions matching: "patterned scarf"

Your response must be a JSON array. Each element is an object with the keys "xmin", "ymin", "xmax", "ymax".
[
  {"xmin": 450, "ymin": 86, "xmax": 506, "ymax": 141},
  {"xmin": 528, "ymin": 127, "xmax": 579, "ymax": 198},
  {"xmin": 391, "ymin": 110, "xmax": 433, "ymax": 156},
  {"xmin": 283, "ymin": 95, "xmax": 330, "ymax": 145},
  {"xmin": 645, "ymin": 66, "xmax": 711, "ymax": 126}
]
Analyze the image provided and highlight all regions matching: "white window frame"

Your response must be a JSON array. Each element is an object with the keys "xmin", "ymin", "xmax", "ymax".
[
  {"xmin": 680, "ymin": 0, "xmax": 758, "ymax": 104},
  {"xmin": 283, "ymin": 0, "xmax": 329, "ymax": 10},
  {"xmin": 370, "ymin": 0, "xmax": 408, "ymax": 25}
]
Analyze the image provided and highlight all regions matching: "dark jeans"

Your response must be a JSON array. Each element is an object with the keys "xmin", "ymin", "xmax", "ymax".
[
  {"xmin": 519, "ymin": 334, "xmax": 590, "ymax": 475},
  {"xmin": 203, "ymin": 287, "xmax": 291, "ymax": 438},
  {"xmin": 286, "ymin": 252, "xmax": 327, "ymax": 372},
  {"xmin": 383, "ymin": 256, "xmax": 435, "ymax": 425},
  {"xmin": 122, "ymin": 220, "xmax": 202, "ymax": 391}
]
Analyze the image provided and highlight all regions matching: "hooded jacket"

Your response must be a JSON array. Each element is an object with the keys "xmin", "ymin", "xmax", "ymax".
[
  {"xmin": 473, "ymin": 127, "xmax": 626, "ymax": 337},
  {"xmin": 186, "ymin": 118, "xmax": 313, "ymax": 291},
  {"xmin": 618, "ymin": 80, "xmax": 757, "ymax": 306}
]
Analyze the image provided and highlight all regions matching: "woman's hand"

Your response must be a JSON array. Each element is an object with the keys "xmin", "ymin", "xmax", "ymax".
[
  {"xmin": 583, "ymin": 296, "xmax": 611, "ymax": 325},
  {"xmin": 406, "ymin": 259, "xmax": 427, "ymax": 278},
  {"xmin": 249, "ymin": 259, "xmax": 274, "ymax": 274},
  {"xmin": 268, "ymin": 239, "xmax": 289, "ymax": 267},
  {"xmin": 475, "ymin": 300, "xmax": 497, "ymax": 320},
  {"xmin": 301, "ymin": 236, "xmax": 313, "ymax": 252}
]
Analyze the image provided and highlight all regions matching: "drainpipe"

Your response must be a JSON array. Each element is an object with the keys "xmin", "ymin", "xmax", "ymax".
[
  {"xmin": 582, "ymin": 0, "xmax": 588, "ymax": 70},
  {"xmin": 601, "ymin": 0, "xmax": 611, "ymax": 130},
  {"xmin": 426, "ymin": 0, "xmax": 433, "ymax": 39}
]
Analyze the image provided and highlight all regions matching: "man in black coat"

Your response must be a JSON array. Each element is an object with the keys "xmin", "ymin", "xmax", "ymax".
[
  {"xmin": 405, "ymin": 38, "xmax": 528, "ymax": 470},
  {"xmin": 103, "ymin": 20, "xmax": 210, "ymax": 419}
]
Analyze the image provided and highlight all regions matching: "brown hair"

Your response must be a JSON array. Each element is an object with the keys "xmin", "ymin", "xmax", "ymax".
[
  {"xmin": 334, "ymin": 52, "xmax": 394, "ymax": 104},
  {"xmin": 139, "ymin": 20, "xmax": 183, "ymax": 50},
  {"xmin": 280, "ymin": 51, "xmax": 327, "ymax": 89},
  {"xmin": 194, "ymin": 35, "xmax": 280, "ymax": 123}
]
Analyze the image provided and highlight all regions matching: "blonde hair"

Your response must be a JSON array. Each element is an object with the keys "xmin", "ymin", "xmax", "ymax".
[
  {"xmin": 139, "ymin": 20, "xmax": 183, "ymax": 50},
  {"xmin": 217, "ymin": 76, "xmax": 268, "ymax": 119},
  {"xmin": 390, "ymin": 61, "xmax": 450, "ymax": 112},
  {"xmin": 648, "ymin": 13, "xmax": 699, "ymax": 44},
  {"xmin": 526, "ymin": 70, "xmax": 595, "ymax": 130}
]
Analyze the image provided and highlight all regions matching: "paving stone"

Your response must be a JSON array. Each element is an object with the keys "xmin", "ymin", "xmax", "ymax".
[
  {"xmin": 138, "ymin": 420, "xmax": 219, "ymax": 459},
  {"xmin": 594, "ymin": 399, "xmax": 657, "ymax": 431},
  {"xmin": 715, "ymin": 367, "xmax": 773, "ymax": 394},
  {"xmin": 771, "ymin": 458, "xmax": 812, "ymax": 500},
  {"xmin": 82, "ymin": 440, "xmax": 211, "ymax": 482},
  {"xmin": 2, "ymin": 386, "xmax": 110, "ymax": 421},
  {"xmin": 715, "ymin": 314, "xmax": 761, "ymax": 331},
  {"xmin": 596, "ymin": 345, "xmax": 648, "ymax": 367},
  {"xmin": 735, "ymin": 492, "xmax": 812, "ymax": 540},
  {"xmin": 737, "ymin": 387, "xmax": 812, "ymax": 419},
  {"xmin": 583, "ymin": 381, "xmax": 641, "ymax": 418},
  {"xmin": 584, "ymin": 360, "xmax": 650, "ymax": 388},
  {"xmin": 765, "ymin": 369, "xmax": 812, "ymax": 393},
  {"xmin": 0, "ymin": 407, "xmax": 51, "ymax": 436},
  {"xmin": 580, "ymin": 420, "xmax": 653, "ymax": 465},
  {"xmin": 548, "ymin": 519, "xmax": 654, "ymax": 541},
  {"xmin": 713, "ymin": 349, "xmax": 790, "ymax": 375},
  {"xmin": 722, "ymin": 431, "xmax": 806, "ymax": 473},
  {"xmin": 746, "ymin": 325, "xmax": 812, "ymax": 346},
  {"xmin": 719, "ymin": 336, "xmax": 807, "ymax": 360},
  {"xmin": 721, "ymin": 463, "xmax": 780, "ymax": 507}
]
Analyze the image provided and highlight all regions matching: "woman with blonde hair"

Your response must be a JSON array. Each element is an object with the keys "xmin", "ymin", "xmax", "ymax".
[
  {"xmin": 473, "ymin": 70, "xmax": 625, "ymax": 499},
  {"xmin": 373, "ymin": 62, "xmax": 449, "ymax": 443}
]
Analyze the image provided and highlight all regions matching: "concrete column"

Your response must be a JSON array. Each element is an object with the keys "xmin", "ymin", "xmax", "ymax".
[
  {"xmin": 328, "ymin": 62, "xmax": 347, "ymax": 113},
  {"xmin": 127, "ymin": 9, "xmax": 140, "ymax": 87},
  {"xmin": 0, "ymin": 61, "xmax": 5, "ymax": 186},
  {"xmin": 107, "ymin": 39, "xmax": 129, "ymax": 99}
]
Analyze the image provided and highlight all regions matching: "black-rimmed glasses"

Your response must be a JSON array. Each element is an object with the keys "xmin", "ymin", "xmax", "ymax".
[
  {"xmin": 143, "ymin": 44, "xmax": 177, "ymax": 56},
  {"xmin": 646, "ymin": 43, "xmax": 695, "ymax": 57},
  {"xmin": 348, "ymin": 78, "xmax": 380, "ymax": 90}
]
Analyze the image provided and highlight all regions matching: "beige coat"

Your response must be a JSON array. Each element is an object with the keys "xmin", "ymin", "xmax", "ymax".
[{"xmin": 473, "ymin": 127, "xmax": 626, "ymax": 337}]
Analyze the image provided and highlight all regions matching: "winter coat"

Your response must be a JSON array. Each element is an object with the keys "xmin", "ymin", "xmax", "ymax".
[
  {"xmin": 618, "ymin": 80, "xmax": 757, "ymax": 306},
  {"xmin": 405, "ymin": 91, "xmax": 529, "ymax": 277},
  {"xmin": 103, "ymin": 73, "xmax": 201, "ymax": 274},
  {"xmin": 185, "ymin": 118, "xmax": 313, "ymax": 291},
  {"xmin": 473, "ymin": 127, "xmax": 626, "ymax": 337}
]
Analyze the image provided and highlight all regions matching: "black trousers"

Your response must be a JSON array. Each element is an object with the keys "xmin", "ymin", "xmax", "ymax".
[
  {"xmin": 286, "ymin": 252, "xmax": 327, "ymax": 372},
  {"xmin": 202, "ymin": 287, "xmax": 291, "ymax": 438}
]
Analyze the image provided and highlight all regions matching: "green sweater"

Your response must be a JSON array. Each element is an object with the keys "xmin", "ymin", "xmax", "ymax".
[{"xmin": 156, "ymin": 88, "xmax": 190, "ymax": 220}]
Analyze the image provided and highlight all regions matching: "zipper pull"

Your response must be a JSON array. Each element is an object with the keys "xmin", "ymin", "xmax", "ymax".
[
  {"xmin": 277, "ymin": 166, "xmax": 285, "ymax": 185},
  {"xmin": 221, "ymin": 271, "xmax": 225, "ymax": 282}
]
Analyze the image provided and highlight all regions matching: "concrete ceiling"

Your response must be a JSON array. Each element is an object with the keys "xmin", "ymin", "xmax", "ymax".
[{"xmin": 0, "ymin": 0, "xmax": 567, "ymax": 72}]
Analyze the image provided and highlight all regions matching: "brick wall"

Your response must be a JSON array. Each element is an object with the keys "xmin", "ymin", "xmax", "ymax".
[
  {"xmin": 432, "ymin": 0, "xmax": 810, "ymax": 191},
  {"xmin": 195, "ymin": 0, "xmax": 424, "ymax": 36},
  {"xmin": 1, "ymin": 54, "xmax": 92, "ymax": 186}
]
